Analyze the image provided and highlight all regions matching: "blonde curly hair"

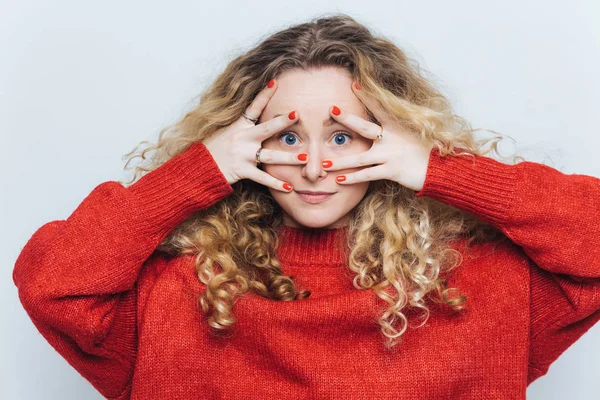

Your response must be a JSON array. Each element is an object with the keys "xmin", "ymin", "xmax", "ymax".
[{"xmin": 119, "ymin": 13, "xmax": 522, "ymax": 349}]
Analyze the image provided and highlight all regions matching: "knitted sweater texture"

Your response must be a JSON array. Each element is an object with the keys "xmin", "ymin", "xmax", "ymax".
[{"xmin": 13, "ymin": 142, "xmax": 600, "ymax": 399}]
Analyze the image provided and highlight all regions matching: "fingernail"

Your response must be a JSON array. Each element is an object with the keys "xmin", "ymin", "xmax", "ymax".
[
  {"xmin": 288, "ymin": 110, "xmax": 296, "ymax": 120},
  {"xmin": 353, "ymin": 82, "xmax": 361, "ymax": 90},
  {"xmin": 331, "ymin": 105, "xmax": 341, "ymax": 116},
  {"xmin": 322, "ymin": 160, "xmax": 332, "ymax": 168},
  {"xmin": 267, "ymin": 79, "xmax": 275, "ymax": 88},
  {"xmin": 283, "ymin": 182, "xmax": 293, "ymax": 191},
  {"xmin": 297, "ymin": 153, "xmax": 308, "ymax": 161},
  {"xmin": 336, "ymin": 175, "xmax": 346, "ymax": 183}
]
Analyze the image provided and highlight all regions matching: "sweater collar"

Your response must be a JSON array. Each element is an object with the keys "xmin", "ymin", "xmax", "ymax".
[{"xmin": 276, "ymin": 225, "xmax": 349, "ymax": 267}]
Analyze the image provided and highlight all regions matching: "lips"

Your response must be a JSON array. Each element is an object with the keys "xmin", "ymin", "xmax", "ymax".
[
  {"xmin": 295, "ymin": 191, "xmax": 336, "ymax": 195},
  {"xmin": 296, "ymin": 191, "xmax": 335, "ymax": 204}
]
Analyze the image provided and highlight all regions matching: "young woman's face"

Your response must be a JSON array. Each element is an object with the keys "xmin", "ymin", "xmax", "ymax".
[{"xmin": 258, "ymin": 67, "xmax": 374, "ymax": 229}]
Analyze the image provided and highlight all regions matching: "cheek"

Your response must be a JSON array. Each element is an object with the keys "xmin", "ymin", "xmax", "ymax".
[
  {"xmin": 263, "ymin": 165, "xmax": 293, "ymax": 180},
  {"xmin": 335, "ymin": 170, "xmax": 369, "ymax": 198},
  {"xmin": 347, "ymin": 180, "xmax": 370, "ymax": 198}
]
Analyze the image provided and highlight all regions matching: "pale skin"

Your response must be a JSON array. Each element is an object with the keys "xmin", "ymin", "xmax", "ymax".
[
  {"xmin": 259, "ymin": 68, "xmax": 373, "ymax": 229},
  {"xmin": 204, "ymin": 67, "xmax": 434, "ymax": 230},
  {"xmin": 261, "ymin": 67, "xmax": 434, "ymax": 229}
]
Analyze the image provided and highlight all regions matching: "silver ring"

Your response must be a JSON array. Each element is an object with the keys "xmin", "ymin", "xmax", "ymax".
[
  {"xmin": 375, "ymin": 125, "xmax": 384, "ymax": 141},
  {"xmin": 255, "ymin": 147, "xmax": 263, "ymax": 166},
  {"xmin": 243, "ymin": 112, "xmax": 258, "ymax": 124}
]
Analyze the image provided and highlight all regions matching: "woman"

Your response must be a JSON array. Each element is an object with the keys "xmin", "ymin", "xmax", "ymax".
[{"xmin": 13, "ymin": 13, "xmax": 600, "ymax": 399}]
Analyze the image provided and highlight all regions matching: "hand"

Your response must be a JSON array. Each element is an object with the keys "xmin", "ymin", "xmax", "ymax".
[
  {"xmin": 321, "ymin": 82, "xmax": 434, "ymax": 192},
  {"xmin": 203, "ymin": 80, "xmax": 308, "ymax": 192}
]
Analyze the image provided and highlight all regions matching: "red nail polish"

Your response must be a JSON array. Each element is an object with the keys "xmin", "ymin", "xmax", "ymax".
[
  {"xmin": 288, "ymin": 111, "xmax": 296, "ymax": 120},
  {"xmin": 353, "ymin": 82, "xmax": 361, "ymax": 90},
  {"xmin": 322, "ymin": 160, "xmax": 332, "ymax": 168},
  {"xmin": 283, "ymin": 182, "xmax": 293, "ymax": 191},
  {"xmin": 332, "ymin": 106, "xmax": 340, "ymax": 116},
  {"xmin": 297, "ymin": 153, "xmax": 308, "ymax": 161},
  {"xmin": 336, "ymin": 175, "xmax": 346, "ymax": 183},
  {"xmin": 267, "ymin": 79, "xmax": 275, "ymax": 88}
]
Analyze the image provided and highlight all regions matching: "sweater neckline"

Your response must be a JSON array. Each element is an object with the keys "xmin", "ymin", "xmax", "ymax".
[{"xmin": 276, "ymin": 225, "xmax": 349, "ymax": 267}]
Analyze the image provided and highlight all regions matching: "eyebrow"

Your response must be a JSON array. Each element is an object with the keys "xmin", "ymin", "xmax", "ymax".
[{"xmin": 273, "ymin": 113, "xmax": 339, "ymax": 127}]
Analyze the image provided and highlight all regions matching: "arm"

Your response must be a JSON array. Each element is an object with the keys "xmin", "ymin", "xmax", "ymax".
[
  {"xmin": 13, "ymin": 142, "xmax": 233, "ymax": 399},
  {"xmin": 414, "ymin": 147, "xmax": 600, "ymax": 384}
]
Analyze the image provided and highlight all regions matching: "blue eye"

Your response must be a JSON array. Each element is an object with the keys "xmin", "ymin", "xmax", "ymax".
[
  {"xmin": 277, "ymin": 132, "xmax": 352, "ymax": 147},
  {"xmin": 278, "ymin": 132, "xmax": 299, "ymax": 146},
  {"xmin": 333, "ymin": 132, "xmax": 351, "ymax": 146}
]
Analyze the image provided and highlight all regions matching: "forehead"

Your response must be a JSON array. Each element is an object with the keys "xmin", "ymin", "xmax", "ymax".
[{"xmin": 261, "ymin": 67, "xmax": 368, "ymax": 120}]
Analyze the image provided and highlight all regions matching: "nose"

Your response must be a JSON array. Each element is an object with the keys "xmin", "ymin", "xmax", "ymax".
[{"xmin": 301, "ymin": 147, "xmax": 328, "ymax": 182}]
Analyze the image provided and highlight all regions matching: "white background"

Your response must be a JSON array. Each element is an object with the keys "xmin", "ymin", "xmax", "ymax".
[{"xmin": 1, "ymin": 0, "xmax": 599, "ymax": 399}]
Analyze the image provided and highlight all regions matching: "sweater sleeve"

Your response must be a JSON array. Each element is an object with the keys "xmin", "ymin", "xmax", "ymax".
[
  {"xmin": 414, "ymin": 147, "xmax": 600, "ymax": 385},
  {"xmin": 12, "ymin": 141, "xmax": 234, "ymax": 399}
]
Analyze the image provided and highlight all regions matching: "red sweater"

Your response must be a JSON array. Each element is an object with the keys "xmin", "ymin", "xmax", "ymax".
[{"xmin": 13, "ymin": 142, "xmax": 600, "ymax": 399}]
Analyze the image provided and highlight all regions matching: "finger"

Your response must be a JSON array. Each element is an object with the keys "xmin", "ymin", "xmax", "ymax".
[
  {"xmin": 335, "ymin": 164, "xmax": 389, "ymax": 185},
  {"xmin": 330, "ymin": 105, "xmax": 383, "ymax": 141},
  {"xmin": 256, "ymin": 148, "xmax": 308, "ymax": 165},
  {"xmin": 253, "ymin": 110, "xmax": 299, "ymax": 141},
  {"xmin": 351, "ymin": 81, "xmax": 391, "ymax": 126},
  {"xmin": 241, "ymin": 79, "xmax": 278, "ymax": 124},
  {"xmin": 245, "ymin": 168, "xmax": 293, "ymax": 193},
  {"xmin": 321, "ymin": 151, "xmax": 386, "ymax": 172}
]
